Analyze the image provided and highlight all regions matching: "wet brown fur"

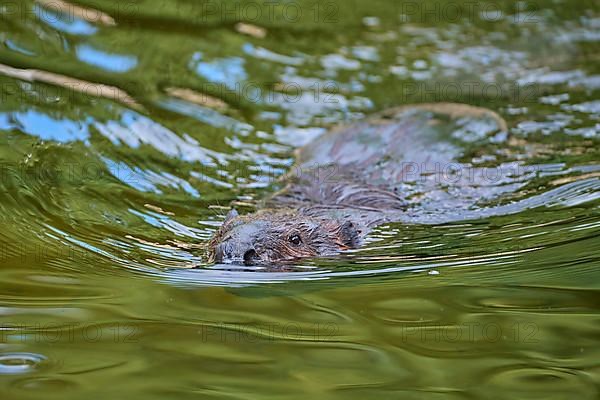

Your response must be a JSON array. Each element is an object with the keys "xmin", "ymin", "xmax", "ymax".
[
  {"xmin": 208, "ymin": 209, "xmax": 360, "ymax": 265},
  {"xmin": 208, "ymin": 103, "xmax": 506, "ymax": 265}
]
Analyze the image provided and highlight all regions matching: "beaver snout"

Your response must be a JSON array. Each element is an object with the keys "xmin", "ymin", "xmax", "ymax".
[{"xmin": 213, "ymin": 240, "xmax": 260, "ymax": 266}]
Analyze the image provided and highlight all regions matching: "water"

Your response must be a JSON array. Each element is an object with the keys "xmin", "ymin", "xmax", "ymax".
[{"xmin": 1, "ymin": 0, "xmax": 599, "ymax": 398}]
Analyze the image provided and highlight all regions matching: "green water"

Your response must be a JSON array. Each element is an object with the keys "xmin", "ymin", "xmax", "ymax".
[{"xmin": 1, "ymin": 0, "xmax": 599, "ymax": 398}]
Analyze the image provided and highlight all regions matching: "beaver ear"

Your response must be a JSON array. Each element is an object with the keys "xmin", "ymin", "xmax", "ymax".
[
  {"xmin": 225, "ymin": 208, "xmax": 239, "ymax": 223},
  {"xmin": 339, "ymin": 221, "xmax": 361, "ymax": 248}
]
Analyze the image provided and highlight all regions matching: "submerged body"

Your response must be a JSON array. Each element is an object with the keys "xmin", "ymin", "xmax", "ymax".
[{"xmin": 209, "ymin": 103, "xmax": 509, "ymax": 265}]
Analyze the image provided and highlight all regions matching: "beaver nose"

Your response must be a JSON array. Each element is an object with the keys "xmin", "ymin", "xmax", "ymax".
[
  {"xmin": 213, "ymin": 240, "xmax": 258, "ymax": 265},
  {"xmin": 243, "ymin": 249, "xmax": 258, "ymax": 265}
]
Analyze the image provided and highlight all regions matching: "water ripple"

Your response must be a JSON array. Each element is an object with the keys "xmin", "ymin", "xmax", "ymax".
[{"xmin": 0, "ymin": 353, "xmax": 47, "ymax": 375}]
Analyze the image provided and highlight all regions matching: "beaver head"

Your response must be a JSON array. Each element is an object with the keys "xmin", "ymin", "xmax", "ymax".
[{"xmin": 208, "ymin": 209, "xmax": 361, "ymax": 265}]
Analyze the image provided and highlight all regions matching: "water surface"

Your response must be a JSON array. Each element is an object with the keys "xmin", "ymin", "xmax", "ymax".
[{"xmin": 1, "ymin": 0, "xmax": 599, "ymax": 398}]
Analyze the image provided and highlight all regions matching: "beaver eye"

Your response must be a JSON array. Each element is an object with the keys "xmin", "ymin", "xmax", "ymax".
[{"xmin": 289, "ymin": 234, "xmax": 302, "ymax": 246}]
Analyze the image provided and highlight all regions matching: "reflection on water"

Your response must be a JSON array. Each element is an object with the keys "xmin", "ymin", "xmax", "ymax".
[
  {"xmin": 75, "ymin": 45, "xmax": 138, "ymax": 73},
  {"xmin": 0, "ymin": 0, "xmax": 599, "ymax": 398},
  {"xmin": 0, "ymin": 353, "xmax": 48, "ymax": 375}
]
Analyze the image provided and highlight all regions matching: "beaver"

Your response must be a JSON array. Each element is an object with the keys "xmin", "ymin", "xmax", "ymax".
[{"xmin": 209, "ymin": 103, "xmax": 508, "ymax": 265}]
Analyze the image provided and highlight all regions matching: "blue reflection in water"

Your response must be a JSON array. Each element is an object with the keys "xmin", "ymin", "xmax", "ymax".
[
  {"xmin": 4, "ymin": 40, "xmax": 36, "ymax": 56},
  {"xmin": 35, "ymin": 7, "xmax": 98, "ymax": 35},
  {"xmin": 190, "ymin": 52, "xmax": 247, "ymax": 88},
  {"xmin": 94, "ymin": 111, "xmax": 219, "ymax": 164},
  {"xmin": 159, "ymin": 98, "xmax": 253, "ymax": 135},
  {"xmin": 128, "ymin": 208, "xmax": 204, "ymax": 238},
  {"xmin": 0, "ymin": 111, "xmax": 90, "ymax": 143},
  {"xmin": 76, "ymin": 45, "xmax": 137, "ymax": 73},
  {"xmin": 103, "ymin": 158, "xmax": 200, "ymax": 197}
]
